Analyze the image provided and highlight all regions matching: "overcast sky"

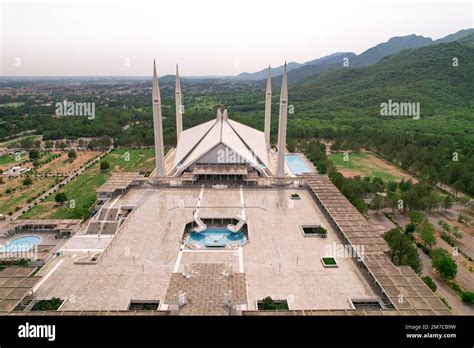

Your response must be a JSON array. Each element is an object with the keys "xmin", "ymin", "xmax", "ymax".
[{"xmin": 1, "ymin": 0, "xmax": 472, "ymax": 76}]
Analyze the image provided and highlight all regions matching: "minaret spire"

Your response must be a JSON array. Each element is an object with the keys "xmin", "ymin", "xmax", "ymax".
[
  {"xmin": 152, "ymin": 60, "xmax": 166, "ymax": 177},
  {"xmin": 264, "ymin": 65, "xmax": 272, "ymax": 151},
  {"xmin": 276, "ymin": 62, "xmax": 288, "ymax": 178},
  {"xmin": 175, "ymin": 64, "xmax": 183, "ymax": 141}
]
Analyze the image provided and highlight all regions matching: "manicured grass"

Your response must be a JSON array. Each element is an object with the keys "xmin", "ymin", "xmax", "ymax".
[
  {"xmin": 0, "ymin": 102, "xmax": 25, "ymax": 108},
  {"xmin": 329, "ymin": 152, "xmax": 411, "ymax": 182},
  {"xmin": 21, "ymin": 149, "xmax": 155, "ymax": 219},
  {"xmin": 0, "ymin": 154, "xmax": 16, "ymax": 166}
]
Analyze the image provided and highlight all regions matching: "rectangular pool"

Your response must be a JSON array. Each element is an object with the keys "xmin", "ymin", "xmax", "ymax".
[{"xmin": 285, "ymin": 154, "xmax": 312, "ymax": 175}]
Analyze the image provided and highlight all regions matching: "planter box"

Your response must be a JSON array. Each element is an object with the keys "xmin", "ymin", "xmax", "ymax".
[
  {"xmin": 300, "ymin": 224, "xmax": 328, "ymax": 238},
  {"xmin": 321, "ymin": 257, "xmax": 339, "ymax": 268}
]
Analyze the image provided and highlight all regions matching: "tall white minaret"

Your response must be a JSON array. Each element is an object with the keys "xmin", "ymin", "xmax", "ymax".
[
  {"xmin": 264, "ymin": 66, "xmax": 272, "ymax": 151},
  {"xmin": 175, "ymin": 64, "xmax": 183, "ymax": 142},
  {"xmin": 152, "ymin": 60, "xmax": 166, "ymax": 177},
  {"xmin": 276, "ymin": 62, "xmax": 288, "ymax": 178}
]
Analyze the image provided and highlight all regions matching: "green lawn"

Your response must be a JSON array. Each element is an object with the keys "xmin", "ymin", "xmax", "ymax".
[
  {"xmin": 21, "ymin": 148, "xmax": 155, "ymax": 219},
  {"xmin": 0, "ymin": 102, "xmax": 25, "ymax": 108},
  {"xmin": 0, "ymin": 154, "xmax": 17, "ymax": 166},
  {"xmin": 329, "ymin": 152, "xmax": 408, "ymax": 182},
  {"xmin": 187, "ymin": 96, "xmax": 219, "ymax": 112}
]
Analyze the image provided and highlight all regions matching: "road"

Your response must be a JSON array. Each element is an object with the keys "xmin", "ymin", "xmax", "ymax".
[{"xmin": 419, "ymin": 249, "xmax": 474, "ymax": 315}]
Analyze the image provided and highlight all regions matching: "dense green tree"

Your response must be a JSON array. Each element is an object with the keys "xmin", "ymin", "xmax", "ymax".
[
  {"xmin": 384, "ymin": 228, "xmax": 422, "ymax": 273},
  {"xmin": 68, "ymin": 150, "xmax": 77, "ymax": 161},
  {"xmin": 100, "ymin": 160, "xmax": 110, "ymax": 171},
  {"xmin": 370, "ymin": 194, "xmax": 384, "ymax": 212},
  {"xmin": 419, "ymin": 224, "xmax": 436, "ymax": 249},
  {"xmin": 28, "ymin": 149, "xmax": 40, "ymax": 160},
  {"xmin": 55, "ymin": 192, "xmax": 68, "ymax": 204},
  {"xmin": 431, "ymin": 248, "xmax": 457, "ymax": 280}
]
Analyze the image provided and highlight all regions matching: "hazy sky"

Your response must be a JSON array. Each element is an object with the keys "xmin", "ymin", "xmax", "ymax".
[{"xmin": 1, "ymin": 0, "xmax": 472, "ymax": 76}]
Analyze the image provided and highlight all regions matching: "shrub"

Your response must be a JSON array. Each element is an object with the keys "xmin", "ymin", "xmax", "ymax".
[
  {"xmin": 31, "ymin": 297, "xmax": 63, "ymax": 311},
  {"xmin": 260, "ymin": 297, "xmax": 289, "ymax": 310},
  {"xmin": 421, "ymin": 276, "xmax": 437, "ymax": 292},
  {"xmin": 461, "ymin": 291, "xmax": 474, "ymax": 305},
  {"xmin": 100, "ymin": 160, "xmax": 110, "ymax": 171}
]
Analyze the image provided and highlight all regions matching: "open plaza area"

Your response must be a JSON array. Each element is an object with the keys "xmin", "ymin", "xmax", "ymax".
[{"xmin": 31, "ymin": 187, "xmax": 374, "ymax": 312}]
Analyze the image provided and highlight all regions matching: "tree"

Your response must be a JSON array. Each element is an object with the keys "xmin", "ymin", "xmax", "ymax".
[
  {"xmin": 438, "ymin": 220, "xmax": 451, "ymax": 236},
  {"xmin": 425, "ymin": 192, "xmax": 439, "ymax": 210},
  {"xmin": 404, "ymin": 223, "xmax": 416, "ymax": 235},
  {"xmin": 28, "ymin": 149, "xmax": 40, "ymax": 160},
  {"xmin": 431, "ymin": 248, "xmax": 457, "ymax": 280},
  {"xmin": 399, "ymin": 179, "xmax": 413, "ymax": 192},
  {"xmin": 387, "ymin": 193, "xmax": 400, "ymax": 212},
  {"xmin": 409, "ymin": 211, "xmax": 427, "ymax": 227},
  {"xmin": 68, "ymin": 150, "xmax": 77, "ymax": 161},
  {"xmin": 23, "ymin": 177, "xmax": 33, "ymax": 186},
  {"xmin": 461, "ymin": 291, "xmax": 474, "ymax": 305},
  {"xmin": 372, "ymin": 177, "xmax": 385, "ymax": 193},
  {"xmin": 451, "ymin": 225, "xmax": 462, "ymax": 242},
  {"xmin": 443, "ymin": 195, "xmax": 453, "ymax": 210},
  {"xmin": 419, "ymin": 224, "xmax": 436, "ymax": 249},
  {"xmin": 20, "ymin": 138, "xmax": 33, "ymax": 149},
  {"xmin": 387, "ymin": 181, "xmax": 398, "ymax": 193},
  {"xmin": 452, "ymin": 180, "xmax": 465, "ymax": 195},
  {"xmin": 384, "ymin": 228, "xmax": 422, "ymax": 273},
  {"xmin": 370, "ymin": 194, "xmax": 384, "ymax": 212},
  {"xmin": 100, "ymin": 160, "xmax": 110, "ymax": 171},
  {"xmin": 55, "ymin": 192, "xmax": 68, "ymax": 204},
  {"xmin": 286, "ymin": 138, "xmax": 297, "ymax": 152}
]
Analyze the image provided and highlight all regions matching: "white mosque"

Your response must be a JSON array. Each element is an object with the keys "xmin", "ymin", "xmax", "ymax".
[{"xmin": 151, "ymin": 61, "xmax": 290, "ymax": 182}]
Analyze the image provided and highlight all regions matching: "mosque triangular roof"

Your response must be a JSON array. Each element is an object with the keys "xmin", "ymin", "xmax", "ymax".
[{"xmin": 174, "ymin": 109, "xmax": 270, "ymax": 176}]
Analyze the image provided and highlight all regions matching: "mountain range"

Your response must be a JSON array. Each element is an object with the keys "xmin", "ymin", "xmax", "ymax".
[{"xmin": 236, "ymin": 28, "xmax": 474, "ymax": 83}]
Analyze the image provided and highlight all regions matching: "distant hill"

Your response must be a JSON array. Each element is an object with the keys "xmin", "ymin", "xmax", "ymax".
[
  {"xmin": 238, "ymin": 28, "xmax": 474, "ymax": 83},
  {"xmin": 350, "ymin": 34, "xmax": 433, "ymax": 67},
  {"xmin": 435, "ymin": 28, "xmax": 474, "ymax": 44},
  {"xmin": 291, "ymin": 41, "xmax": 474, "ymax": 117},
  {"xmin": 286, "ymin": 52, "xmax": 356, "ymax": 84},
  {"xmin": 457, "ymin": 32, "xmax": 474, "ymax": 48},
  {"xmin": 236, "ymin": 52, "xmax": 354, "ymax": 81},
  {"xmin": 236, "ymin": 62, "xmax": 302, "ymax": 80}
]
